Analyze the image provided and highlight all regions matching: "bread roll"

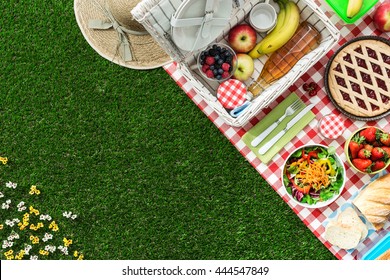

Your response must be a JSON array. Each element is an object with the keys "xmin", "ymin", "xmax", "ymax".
[
  {"xmin": 353, "ymin": 173, "xmax": 390, "ymax": 230},
  {"xmin": 376, "ymin": 248, "xmax": 390, "ymax": 260}
]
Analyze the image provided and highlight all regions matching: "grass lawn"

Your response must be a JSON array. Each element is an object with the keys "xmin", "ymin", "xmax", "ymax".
[{"xmin": 0, "ymin": 0, "xmax": 335, "ymax": 259}]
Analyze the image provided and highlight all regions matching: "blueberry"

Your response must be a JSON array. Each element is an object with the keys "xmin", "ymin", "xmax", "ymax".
[
  {"xmin": 213, "ymin": 69, "xmax": 218, "ymax": 75},
  {"xmin": 214, "ymin": 54, "xmax": 220, "ymax": 61},
  {"xmin": 209, "ymin": 49, "xmax": 216, "ymax": 56},
  {"xmin": 218, "ymin": 68, "xmax": 223, "ymax": 74},
  {"xmin": 216, "ymin": 75, "xmax": 222, "ymax": 80},
  {"xmin": 217, "ymin": 59, "xmax": 224, "ymax": 65},
  {"xmin": 209, "ymin": 65, "xmax": 215, "ymax": 70}
]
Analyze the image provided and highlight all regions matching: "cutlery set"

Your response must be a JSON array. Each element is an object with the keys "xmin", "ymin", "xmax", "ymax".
[{"xmin": 251, "ymin": 99, "xmax": 314, "ymax": 155}]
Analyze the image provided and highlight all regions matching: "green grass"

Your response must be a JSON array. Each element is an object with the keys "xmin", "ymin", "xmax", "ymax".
[{"xmin": 0, "ymin": 0, "xmax": 335, "ymax": 259}]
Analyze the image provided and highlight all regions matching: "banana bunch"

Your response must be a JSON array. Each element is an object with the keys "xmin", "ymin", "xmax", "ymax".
[
  {"xmin": 346, "ymin": 0, "xmax": 363, "ymax": 18},
  {"xmin": 248, "ymin": 0, "xmax": 300, "ymax": 59}
]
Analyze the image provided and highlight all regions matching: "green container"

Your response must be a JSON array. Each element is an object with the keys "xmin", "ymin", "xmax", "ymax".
[{"xmin": 325, "ymin": 0, "xmax": 379, "ymax": 24}]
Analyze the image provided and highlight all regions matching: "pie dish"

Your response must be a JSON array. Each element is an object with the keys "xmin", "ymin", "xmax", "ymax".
[{"xmin": 325, "ymin": 36, "xmax": 390, "ymax": 121}]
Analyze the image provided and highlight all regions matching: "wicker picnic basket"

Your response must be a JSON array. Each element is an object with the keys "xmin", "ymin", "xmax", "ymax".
[{"xmin": 132, "ymin": 0, "xmax": 340, "ymax": 127}]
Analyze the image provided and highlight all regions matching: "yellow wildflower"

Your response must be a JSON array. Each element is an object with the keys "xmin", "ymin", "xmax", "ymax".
[
  {"xmin": 77, "ymin": 254, "xmax": 84, "ymax": 260},
  {"xmin": 29, "ymin": 185, "xmax": 41, "ymax": 195},
  {"xmin": 49, "ymin": 221, "xmax": 59, "ymax": 232},
  {"xmin": 0, "ymin": 156, "xmax": 8, "ymax": 164},
  {"xmin": 18, "ymin": 222, "xmax": 28, "ymax": 230},
  {"xmin": 29, "ymin": 235, "xmax": 39, "ymax": 244},
  {"xmin": 0, "ymin": 224, "xmax": 3, "ymax": 230},
  {"xmin": 63, "ymin": 237, "xmax": 73, "ymax": 247},
  {"xmin": 73, "ymin": 251, "xmax": 79, "ymax": 257},
  {"xmin": 39, "ymin": 250, "xmax": 49, "ymax": 256},
  {"xmin": 15, "ymin": 250, "xmax": 25, "ymax": 260},
  {"xmin": 4, "ymin": 249, "xmax": 13, "ymax": 256},
  {"xmin": 29, "ymin": 206, "xmax": 40, "ymax": 216}
]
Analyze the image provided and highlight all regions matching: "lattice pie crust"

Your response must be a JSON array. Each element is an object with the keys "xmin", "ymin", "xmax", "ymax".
[{"xmin": 328, "ymin": 39, "xmax": 390, "ymax": 118}]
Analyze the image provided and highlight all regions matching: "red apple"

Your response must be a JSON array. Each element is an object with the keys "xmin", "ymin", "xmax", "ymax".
[
  {"xmin": 233, "ymin": 53, "xmax": 254, "ymax": 82},
  {"xmin": 373, "ymin": 2, "xmax": 390, "ymax": 32},
  {"xmin": 228, "ymin": 24, "xmax": 257, "ymax": 53}
]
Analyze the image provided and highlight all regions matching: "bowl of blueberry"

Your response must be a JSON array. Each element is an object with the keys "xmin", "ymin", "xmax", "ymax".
[{"xmin": 197, "ymin": 43, "xmax": 237, "ymax": 82}]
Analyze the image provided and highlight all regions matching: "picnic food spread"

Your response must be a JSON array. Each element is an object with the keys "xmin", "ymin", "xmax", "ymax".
[{"xmin": 130, "ymin": 0, "xmax": 390, "ymax": 260}]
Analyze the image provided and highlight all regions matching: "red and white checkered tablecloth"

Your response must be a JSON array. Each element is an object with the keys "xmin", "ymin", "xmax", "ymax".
[{"xmin": 164, "ymin": 0, "xmax": 390, "ymax": 260}]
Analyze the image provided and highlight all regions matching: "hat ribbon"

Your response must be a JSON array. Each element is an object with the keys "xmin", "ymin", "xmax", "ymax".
[{"xmin": 88, "ymin": 2, "xmax": 147, "ymax": 62}]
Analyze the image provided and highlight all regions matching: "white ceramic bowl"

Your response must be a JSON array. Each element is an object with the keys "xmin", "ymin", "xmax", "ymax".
[{"xmin": 281, "ymin": 144, "xmax": 346, "ymax": 208}]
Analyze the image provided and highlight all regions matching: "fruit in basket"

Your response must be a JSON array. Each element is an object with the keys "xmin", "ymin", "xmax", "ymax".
[
  {"xmin": 373, "ymin": 2, "xmax": 390, "ymax": 32},
  {"xmin": 248, "ymin": 0, "xmax": 300, "ymax": 58},
  {"xmin": 227, "ymin": 24, "xmax": 257, "ymax": 53},
  {"xmin": 346, "ymin": 0, "xmax": 363, "ymax": 18},
  {"xmin": 198, "ymin": 44, "xmax": 235, "ymax": 81},
  {"xmin": 232, "ymin": 53, "xmax": 254, "ymax": 82}
]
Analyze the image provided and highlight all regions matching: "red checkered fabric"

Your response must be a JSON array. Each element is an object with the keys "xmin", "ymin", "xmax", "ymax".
[
  {"xmin": 164, "ymin": 0, "xmax": 390, "ymax": 260},
  {"xmin": 319, "ymin": 114, "xmax": 345, "ymax": 139},
  {"xmin": 217, "ymin": 79, "xmax": 247, "ymax": 109}
]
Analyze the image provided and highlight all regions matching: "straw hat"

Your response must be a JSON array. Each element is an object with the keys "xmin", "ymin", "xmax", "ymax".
[{"xmin": 74, "ymin": 0, "xmax": 172, "ymax": 69}]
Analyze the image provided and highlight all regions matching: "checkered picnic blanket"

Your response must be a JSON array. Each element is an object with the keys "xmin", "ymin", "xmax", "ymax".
[{"xmin": 164, "ymin": 0, "xmax": 390, "ymax": 260}]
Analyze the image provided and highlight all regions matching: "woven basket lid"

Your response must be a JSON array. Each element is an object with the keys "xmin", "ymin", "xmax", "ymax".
[{"xmin": 74, "ymin": 0, "xmax": 171, "ymax": 69}]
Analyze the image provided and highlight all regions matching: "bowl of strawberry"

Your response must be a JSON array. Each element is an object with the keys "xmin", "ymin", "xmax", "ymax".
[
  {"xmin": 345, "ymin": 126, "xmax": 390, "ymax": 174},
  {"xmin": 197, "ymin": 43, "xmax": 237, "ymax": 82}
]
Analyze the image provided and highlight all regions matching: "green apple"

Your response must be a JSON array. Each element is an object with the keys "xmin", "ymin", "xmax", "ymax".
[{"xmin": 233, "ymin": 53, "xmax": 254, "ymax": 82}]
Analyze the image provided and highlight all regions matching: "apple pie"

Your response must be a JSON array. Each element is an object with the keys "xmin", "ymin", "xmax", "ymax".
[{"xmin": 326, "ymin": 37, "xmax": 390, "ymax": 120}]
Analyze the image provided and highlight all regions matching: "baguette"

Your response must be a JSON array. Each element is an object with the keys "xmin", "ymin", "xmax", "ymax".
[
  {"xmin": 376, "ymin": 248, "xmax": 390, "ymax": 260},
  {"xmin": 353, "ymin": 173, "xmax": 390, "ymax": 230}
]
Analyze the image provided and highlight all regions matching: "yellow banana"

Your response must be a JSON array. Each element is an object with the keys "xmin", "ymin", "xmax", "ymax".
[
  {"xmin": 346, "ymin": 0, "xmax": 363, "ymax": 18},
  {"xmin": 249, "ymin": 0, "xmax": 300, "ymax": 57},
  {"xmin": 249, "ymin": 1, "xmax": 287, "ymax": 58}
]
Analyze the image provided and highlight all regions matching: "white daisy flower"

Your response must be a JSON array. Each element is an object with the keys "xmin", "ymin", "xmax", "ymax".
[
  {"xmin": 5, "ymin": 182, "xmax": 17, "ymax": 189},
  {"xmin": 2, "ymin": 240, "xmax": 13, "ymax": 249},
  {"xmin": 17, "ymin": 201, "xmax": 27, "ymax": 212},
  {"xmin": 42, "ymin": 233, "xmax": 53, "ymax": 242},
  {"xmin": 40, "ymin": 214, "xmax": 52, "ymax": 221},
  {"xmin": 44, "ymin": 245, "xmax": 56, "ymax": 253},
  {"xmin": 0, "ymin": 192, "xmax": 4, "ymax": 198},
  {"xmin": 30, "ymin": 255, "xmax": 38, "ymax": 260},
  {"xmin": 24, "ymin": 245, "xmax": 32, "ymax": 255},
  {"xmin": 58, "ymin": 245, "xmax": 69, "ymax": 255},
  {"xmin": 5, "ymin": 219, "xmax": 15, "ymax": 227}
]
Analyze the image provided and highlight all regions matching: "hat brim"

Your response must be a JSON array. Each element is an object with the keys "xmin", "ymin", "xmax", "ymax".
[{"xmin": 74, "ymin": 0, "xmax": 172, "ymax": 70}]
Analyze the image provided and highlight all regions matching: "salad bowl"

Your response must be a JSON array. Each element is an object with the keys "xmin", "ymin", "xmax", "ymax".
[{"xmin": 281, "ymin": 144, "xmax": 346, "ymax": 208}]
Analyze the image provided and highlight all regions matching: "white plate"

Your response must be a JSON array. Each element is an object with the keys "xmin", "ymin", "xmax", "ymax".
[{"xmin": 171, "ymin": 0, "xmax": 232, "ymax": 51}]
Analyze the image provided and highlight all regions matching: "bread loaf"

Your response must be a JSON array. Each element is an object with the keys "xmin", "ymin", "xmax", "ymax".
[
  {"xmin": 353, "ymin": 173, "xmax": 390, "ymax": 230},
  {"xmin": 376, "ymin": 248, "xmax": 390, "ymax": 260}
]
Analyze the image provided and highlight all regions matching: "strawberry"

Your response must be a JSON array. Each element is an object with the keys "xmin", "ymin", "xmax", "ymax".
[
  {"xmin": 381, "ymin": 146, "xmax": 390, "ymax": 157},
  {"xmin": 364, "ymin": 144, "xmax": 374, "ymax": 152},
  {"xmin": 371, "ymin": 147, "xmax": 386, "ymax": 161},
  {"xmin": 352, "ymin": 158, "xmax": 372, "ymax": 173},
  {"xmin": 358, "ymin": 148, "xmax": 371, "ymax": 159},
  {"xmin": 380, "ymin": 132, "xmax": 390, "ymax": 146},
  {"xmin": 349, "ymin": 135, "xmax": 365, "ymax": 159},
  {"xmin": 371, "ymin": 160, "xmax": 386, "ymax": 172},
  {"xmin": 360, "ymin": 126, "xmax": 378, "ymax": 143}
]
